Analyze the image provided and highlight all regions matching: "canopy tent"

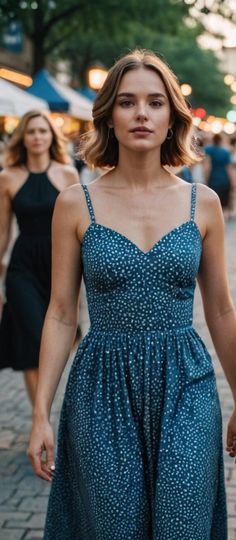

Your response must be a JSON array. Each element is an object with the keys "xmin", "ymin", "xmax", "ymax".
[
  {"xmin": 27, "ymin": 70, "xmax": 92, "ymax": 121},
  {"xmin": 0, "ymin": 78, "xmax": 49, "ymax": 116},
  {"xmin": 79, "ymin": 86, "xmax": 96, "ymax": 101}
]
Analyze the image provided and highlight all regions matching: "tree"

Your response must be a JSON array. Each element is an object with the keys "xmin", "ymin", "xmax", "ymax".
[
  {"xmin": 0, "ymin": 0, "xmax": 232, "ymax": 114},
  {"xmin": 55, "ymin": 18, "xmax": 230, "ymax": 115},
  {"xmin": 0, "ymin": 0, "xmax": 191, "ymax": 73},
  {"xmin": 0, "ymin": 0, "xmax": 143, "ymax": 73}
]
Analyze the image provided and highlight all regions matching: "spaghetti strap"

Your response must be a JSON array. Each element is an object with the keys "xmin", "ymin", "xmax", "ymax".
[
  {"xmin": 81, "ymin": 185, "xmax": 96, "ymax": 224},
  {"xmin": 190, "ymin": 183, "xmax": 197, "ymax": 221}
]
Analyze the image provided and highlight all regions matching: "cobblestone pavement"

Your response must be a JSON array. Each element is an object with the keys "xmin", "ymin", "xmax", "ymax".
[{"xmin": 0, "ymin": 219, "xmax": 236, "ymax": 539}]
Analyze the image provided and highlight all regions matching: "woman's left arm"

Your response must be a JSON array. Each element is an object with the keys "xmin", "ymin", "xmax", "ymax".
[{"xmin": 197, "ymin": 187, "xmax": 236, "ymax": 460}]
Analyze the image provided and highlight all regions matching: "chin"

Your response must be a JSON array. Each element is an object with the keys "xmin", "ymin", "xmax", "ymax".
[
  {"xmin": 128, "ymin": 142, "xmax": 157, "ymax": 152},
  {"xmin": 30, "ymin": 147, "xmax": 47, "ymax": 154}
]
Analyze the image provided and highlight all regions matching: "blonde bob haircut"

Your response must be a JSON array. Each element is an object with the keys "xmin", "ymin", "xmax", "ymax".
[
  {"xmin": 4, "ymin": 109, "xmax": 70, "ymax": 167},
  {"xmin": 81, "ymin": 49, "xmax": 198, "ymax": 168}
]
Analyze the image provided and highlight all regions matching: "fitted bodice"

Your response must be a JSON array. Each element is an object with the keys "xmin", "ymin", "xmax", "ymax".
[
  {"xmin": 81, "ymin": 184, "xmax": 202, "ymax": 333},
  {"xmin": 11, "ymin": 170, "xmax": 59, "ymax": 236}
]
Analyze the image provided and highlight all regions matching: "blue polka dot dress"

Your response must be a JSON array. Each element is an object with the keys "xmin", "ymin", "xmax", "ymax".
[{"xmin": 44, "ymin": 183, "xmax": 227, "ymax": 539}]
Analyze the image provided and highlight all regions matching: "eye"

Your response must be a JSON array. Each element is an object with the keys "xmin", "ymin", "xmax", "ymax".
[
  {"xmin": 118, "ymin": 100, "xmax": 134, "ymax": 107},
  {"xmin": 150, "ymin": 100, "xmax": 162, "ymax": 108}
]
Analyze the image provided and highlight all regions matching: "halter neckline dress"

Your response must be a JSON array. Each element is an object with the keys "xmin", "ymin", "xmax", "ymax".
[
  {"xmin": 44, "ymin": 183, "xmax": 227, "ymax": 540},
  {"xmin": 0, "ymin": 168, "xmax": 59, "ymax": 370}
]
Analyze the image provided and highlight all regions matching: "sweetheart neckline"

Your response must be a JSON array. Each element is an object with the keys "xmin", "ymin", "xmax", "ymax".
[{"xmin": 81, "ymin": 220, "xmax": 202, "ymax": 256}]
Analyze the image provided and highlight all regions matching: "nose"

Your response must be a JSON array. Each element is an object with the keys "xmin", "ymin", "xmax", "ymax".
[{"xmin": 136, "ymin": 103, "xmax": 148, "ymax": 121}]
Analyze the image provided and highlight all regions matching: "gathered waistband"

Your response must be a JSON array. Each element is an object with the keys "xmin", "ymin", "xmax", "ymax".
[{"xmin": 88, "ymin": 325, "xmax": 193, "ymax": 337}]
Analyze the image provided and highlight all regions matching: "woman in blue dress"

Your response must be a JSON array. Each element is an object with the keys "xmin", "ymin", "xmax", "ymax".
[
  {"xmin": 204, "ymin": 133, "xmax": 233, "ymax": 214},
  {"xmin": 28, "ymin": 50, "xmax": 236, "ymax": 539}
]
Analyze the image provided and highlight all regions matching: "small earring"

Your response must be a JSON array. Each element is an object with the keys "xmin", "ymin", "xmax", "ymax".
[{"xmin": 166, "ymin": 128, "xmax": 173, "ymax": 140}]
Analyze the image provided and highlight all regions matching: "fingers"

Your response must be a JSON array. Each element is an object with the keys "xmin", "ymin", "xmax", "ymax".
[
  {"xmin": 226, "ymin": 423, "xmax": 236, "ymax": 461},
  {"xmin": 45, "ymin": 443, "xmax": 56, "ymax": 480},
  {"xmin": 45, "ymin": 442, "xmax": 55, "ymax": 469},
  {"xmin": 27, "ymin": 432, "xmax": 55, "ymax": 482},
  {"xmin": 41, "ymin": 461, "xmax": 55, "ymax": 482},
  {"xmin": 226, "ymin": 438, "xmax": 236, "ymax": 456},
  {"xmin": 27, "ymin": 447, "xmax": 52, "ymax": 482}
]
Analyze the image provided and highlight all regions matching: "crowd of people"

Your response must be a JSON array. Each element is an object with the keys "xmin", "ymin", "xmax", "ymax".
[{"xmin": 0, "ymin": 48, "xmax": 236, "ymax": 539}]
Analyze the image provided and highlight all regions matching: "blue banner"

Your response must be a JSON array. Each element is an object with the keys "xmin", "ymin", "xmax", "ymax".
[{"xmin": 1, "ymin": 21, "xmax": 23, "ymax": 53}]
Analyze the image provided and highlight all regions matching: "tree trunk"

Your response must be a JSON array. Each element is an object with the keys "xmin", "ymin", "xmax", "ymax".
[
  {"xmin": 31, "ymin": 2, "xmax": 47, "ymax": 74},
  {"xmin": 32, "ymin": 37, "xmax": 46, "ymax": 74}
]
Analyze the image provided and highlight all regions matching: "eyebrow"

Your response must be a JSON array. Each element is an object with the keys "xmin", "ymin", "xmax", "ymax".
[{"xmin": 116, "ymin": 92, "xmax": 167, "ymax": 99}]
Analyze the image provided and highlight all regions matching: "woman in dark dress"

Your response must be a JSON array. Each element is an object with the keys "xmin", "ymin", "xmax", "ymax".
[{"xmin": 0, "ymin": 110, "xmax": 79, "ymax": 405}]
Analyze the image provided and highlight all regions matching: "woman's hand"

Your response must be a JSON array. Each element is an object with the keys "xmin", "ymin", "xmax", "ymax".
[
  {"xmin": 226, "ymin": 407, "xmax": 236, "ymax": 463},
  {"xmin": 27, "ymin": 419, "xmax": 55, "ymax": 481}
]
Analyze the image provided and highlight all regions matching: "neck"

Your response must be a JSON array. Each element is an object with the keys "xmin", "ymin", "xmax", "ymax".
[
  {"xmin": 114, "ymin": 148, "xmax": 171, "ymax": 190},
  {"xmin": 26, "ymin": 153, "xmax": 51, "ymax": 173}
]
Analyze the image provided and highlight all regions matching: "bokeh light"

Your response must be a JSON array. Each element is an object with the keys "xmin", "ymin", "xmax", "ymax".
[
  {"xmin": 224, "ymin": 74, "xmax": 235, "ymax": 85},
  {"xmin": 211, "ymin": 120, "xmax": 222, "ymax": 133},
  {"xmin": 180, "ymin": 83, "xmax": 192, "ymax": 96},
  {"xmin": 223, "ymin": 122, "xmax": 236, "ymax": 134},
  {"xmin": 226, "ymin": 110, "xmax": 236, "ymax": 123}
]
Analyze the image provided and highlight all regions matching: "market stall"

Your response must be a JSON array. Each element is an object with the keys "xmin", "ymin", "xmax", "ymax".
[
  {"xmin": 0, "ymin": 77, "xmax": 49, "ymax": 134},
  {"xmin": 27, "ymin": 69, "xmax": 92, "ymax": 135}
]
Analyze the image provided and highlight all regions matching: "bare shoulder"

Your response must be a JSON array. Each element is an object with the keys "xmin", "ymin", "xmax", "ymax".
[
  {"xmin": 0, "ymin": 167, "xmax": 23, "ymax": 194},
  {"xmin": 0, "ymin": 167, "xmax": 15, "ymax": 184},
  {"xmin": 53, "ymin": 183, "xmax": 89, "ymax": 231},
  {"xmin": 194, "ymin": 184, "xmax": 223, "ymax": 238},
  {"xmin": 61, "ymin": 163, "xmax": 80, "ymax": 182},
  {"xmin": 196, "ymin": 183, "xmax": 222, "ymax": 215},
  {"xmin": 52, "ymin": 162, "xmax": 80, "ymax": 186},
  {"xmin": 56, "ymin": 182, "xmax": 85, "ymax": 208}
]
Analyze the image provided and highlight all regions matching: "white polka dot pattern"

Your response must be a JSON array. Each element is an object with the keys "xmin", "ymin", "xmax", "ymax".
[{"xmin": 44, "ymin": 183, "xmax": 227, "ymax": 540}]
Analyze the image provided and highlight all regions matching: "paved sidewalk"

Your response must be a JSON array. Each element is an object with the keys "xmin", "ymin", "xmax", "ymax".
[{"xmin": 0, "ymin": 219, "xmax": 236, "ymax": 539}]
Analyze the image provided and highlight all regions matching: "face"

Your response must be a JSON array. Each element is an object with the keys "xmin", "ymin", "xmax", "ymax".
[
  {"xmin": 23, "ymin": 116, "xmax": 53, "ymax": 155},
  {"xmin": 110, "ymin": 67, "xmax": 171, "ymax": 153}
]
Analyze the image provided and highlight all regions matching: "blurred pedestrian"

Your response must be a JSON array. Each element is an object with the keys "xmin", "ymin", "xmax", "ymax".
[
  {"xmin": 204, "ymin": 133, "xmax": 234, "ymax": 219},
  {"xmin": 191, "ymin": 134, "xmax": 206, "ymax": 184},
  {"xmin": 0, "ymin": 110, "xmax": 79, "ymax": 405},
  {"xmin": 28, "ymin": 50, "xmax": 236, "ymax": 539},
  {"xmin": 177, "ymin": 164, "xmax": 193, "ymax": 183}
]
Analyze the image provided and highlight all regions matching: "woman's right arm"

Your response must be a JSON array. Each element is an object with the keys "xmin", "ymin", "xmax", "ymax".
[
  {"xmin": 0, "ymin": 171, "xmax": 13, "ymax": 275},
  {"xmin": 27, "ymin": 187, "xmax": 83, "ymax": 481}
]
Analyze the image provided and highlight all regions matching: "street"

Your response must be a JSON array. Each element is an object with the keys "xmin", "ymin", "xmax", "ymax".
[{"xmin": 0, "ymin": 217, "xmax": 236, "ymax": 540}]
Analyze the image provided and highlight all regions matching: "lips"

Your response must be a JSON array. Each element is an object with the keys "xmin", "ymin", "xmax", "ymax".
[{"xmin": 130, "ymin": 127, "xmax": 153, "ymax": 133}]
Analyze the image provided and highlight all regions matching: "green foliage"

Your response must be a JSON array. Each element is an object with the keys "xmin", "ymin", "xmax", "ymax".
[
  {"xmin": 0, "ymin": 0, "xmax": 232, "ymax": 115},
  {"xmin": 148, "ymin": 34, "xmax": 231, "ymax": 115},
  {"xmin": 56, "ymin": 18, "xmax": 230, "ymax": 116}
]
